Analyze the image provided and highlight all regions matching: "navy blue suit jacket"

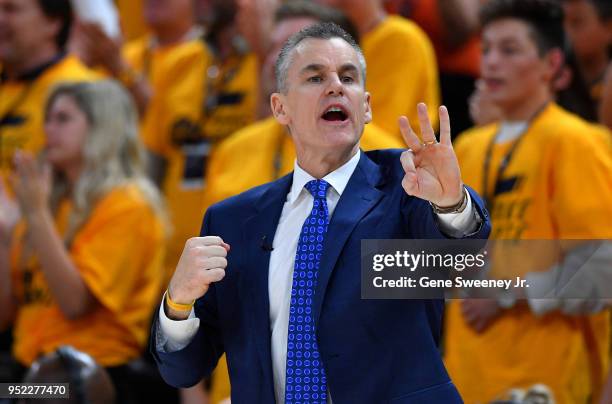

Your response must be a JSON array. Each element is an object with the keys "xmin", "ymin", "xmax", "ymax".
[{"xmin": 152, "ymin": 149, "xmax": 490, "ymax": 403}]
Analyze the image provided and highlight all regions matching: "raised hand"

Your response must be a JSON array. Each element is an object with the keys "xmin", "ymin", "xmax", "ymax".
[
  {"xmin": 469, "ymin": 79, "xmax": 503, "ymax": 126},
  {"xmin": 167, "ymin": 236, "xmax": 231, "ymax": 318},
  {"xmin": 399, "ymin": 103, "xmax": 464, "ymax": 208},
  {"xmin": 73, "ymin": 21, "xmax": 123, "ymax": 73},
  {"xmin": 10, "ymin": 151, "xmax": 52, "ymax": 220}
]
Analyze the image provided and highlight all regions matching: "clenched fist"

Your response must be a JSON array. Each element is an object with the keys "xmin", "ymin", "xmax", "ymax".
[{"xmin": 166, "ymin": 236, "xmax": 230, "ymax": 319}]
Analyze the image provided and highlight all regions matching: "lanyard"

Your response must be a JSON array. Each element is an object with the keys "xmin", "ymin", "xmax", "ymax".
[
  {"xmin": 481, "ymin": 102, "xmax": 549, "ymax": 210},
  {"xmin": 203, "ymin": 55, "xmax": 240, "ymax": 123},
  {"xmin": 141, "ymin": 44, "xmax": 153, "ymax": 79},
  {"xmin": 0, "ymin": 82, "xmax": 36, "ymax": 169},
  {"xmin": 142, "ymin": 31, "xmax": 240, "ymax": 141}
]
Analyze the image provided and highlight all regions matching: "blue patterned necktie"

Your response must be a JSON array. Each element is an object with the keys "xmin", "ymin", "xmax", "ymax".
[{"xmin": 284, "ymin": 179, "xmax": 331, "ymax": 404}]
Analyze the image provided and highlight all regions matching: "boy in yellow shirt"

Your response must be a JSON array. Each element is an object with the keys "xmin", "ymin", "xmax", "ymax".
[{"xmin": 443, "ymin": 1, "xmax": 612, "ymax": 403}]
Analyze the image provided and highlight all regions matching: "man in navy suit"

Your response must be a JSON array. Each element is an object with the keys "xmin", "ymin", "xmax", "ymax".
[{"xmin": 152, "ymin": 22, "xmax": 490, "ymax": 403}]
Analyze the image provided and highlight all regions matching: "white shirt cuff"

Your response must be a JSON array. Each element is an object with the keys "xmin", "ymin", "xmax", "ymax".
[
  {"xmin": 156, "ymin": 292, "xmax": 200, "ymax": 352},
  {"xmin": 435, "ymin": 190, "xmax": 480, "ymax": 237}
]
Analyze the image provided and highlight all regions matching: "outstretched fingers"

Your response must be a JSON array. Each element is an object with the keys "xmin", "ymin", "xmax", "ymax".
[
  {"xmin": 417, "ymin": 103, "xmax": 437, "ymax": 144},
  {"xmin": 439, "ymin": 105, "xmax": 452, "ymax": 146},
  {"xmin": 399, "ymin": 116, "xmax": 422, "ymax": 152}
]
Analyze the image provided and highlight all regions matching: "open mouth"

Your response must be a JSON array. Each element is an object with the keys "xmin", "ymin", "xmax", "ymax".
[
  {"xmin": 484, "ymin": 78, "xmax": 504, "ymax": 89},
  {"xmin": 321, "ymin": 106, "xmax": 349, "ymax": 122}
]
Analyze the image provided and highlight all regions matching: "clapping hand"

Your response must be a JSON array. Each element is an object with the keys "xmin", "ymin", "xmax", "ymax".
[
  {"xmin": 469, "ymin": 80, "xmax": 503, "ymax": 126},
  {"xmin": 399, "ymin": 103, "xmax": 464, "ymax": 209},
  {"xmin": 72, "ymin": 21, "xmax": 123, "ymax": 74},
  {"xmin": 10, "ymin": 152, "xmax": 52, "ymax": 221}
]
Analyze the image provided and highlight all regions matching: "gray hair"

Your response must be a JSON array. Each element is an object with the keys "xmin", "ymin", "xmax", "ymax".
[{"xmin": 274, "ymin": 22, "xmax": 367, "ymax": 93}]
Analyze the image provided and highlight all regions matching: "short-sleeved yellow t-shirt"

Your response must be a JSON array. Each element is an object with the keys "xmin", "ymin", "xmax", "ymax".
[
  {"xmin": 10, "ymin": 184, "xmax": 166, "ymax": 367},
  {"xmin": 361, "ymin": 15, "xmax": 440, "ymax": 138},
  {"xmin": 0, "ymin": 55, "xmax": 98, "ymax": 175},
  {"xmin": 444, "ymin": 104, "xmax": 612, "ymax": 404}
]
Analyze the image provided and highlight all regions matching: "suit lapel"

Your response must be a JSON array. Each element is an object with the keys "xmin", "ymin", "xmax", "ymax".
[
  {"xmin": 241, "ymin": 174, "xmax": 292, "ymax": 387},
  {"xmin": 313, "ymin": 153, "xmax": 387, "ymax": 328}
]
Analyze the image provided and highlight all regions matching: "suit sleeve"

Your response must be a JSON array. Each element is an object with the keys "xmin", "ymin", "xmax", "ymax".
[{"xmin": 151, "ymin": 208, "xmax": 225, "ymax": 388}]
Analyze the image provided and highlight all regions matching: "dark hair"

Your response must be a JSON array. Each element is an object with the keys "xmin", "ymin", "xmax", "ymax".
[
  {"xmin": 275, "ymin": 1, "xmax": 360, "ymax": 43},
  {"xmin": 480, "ymin": 0, "xmax": 565, "ymax": 54},
  {"xmin": 203, "ymin": 0, "xmax": 238, "ymax": 51},
  {"xmin": 36, "ymin": 0, "xmax": 73, "ymax": 50},
  {"xmin": 556, "ymin": 49, "xmax": 599, "ymax": 122},
  {"xmin": 274, "ymin": 22, "xmax": 365, "ymax": 93},
  {"xmin": 592, "ymin": 0, "xmax": 612, "ymax": 20}
]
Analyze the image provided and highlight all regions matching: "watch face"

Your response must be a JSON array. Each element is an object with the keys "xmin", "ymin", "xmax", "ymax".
[{"xmin": 431, "ymin": 188, "xmax": 468, "ymax": 214}]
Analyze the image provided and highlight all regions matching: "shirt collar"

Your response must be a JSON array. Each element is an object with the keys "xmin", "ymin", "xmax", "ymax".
[
  {"xmin": 288, "ymin": 150, "xmax": 361, "ymax": 204},
  {"xmin": 149, "ymin": 26, "xmax": 205, "ymax": 48},
  {"xmin": 0, "ymin": 52, "xmax": 66, "ymax": 83}
]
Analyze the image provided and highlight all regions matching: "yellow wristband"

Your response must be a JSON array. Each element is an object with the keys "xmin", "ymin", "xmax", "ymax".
[{"xmin": 166, "ymin": 290, "xmax": 195, "ymax": 312}]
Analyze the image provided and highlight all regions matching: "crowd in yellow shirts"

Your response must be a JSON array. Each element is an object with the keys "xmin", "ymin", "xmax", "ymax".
[{"xmin": 0, "ymin": 0, "xmax": 611, "ymax": 403}]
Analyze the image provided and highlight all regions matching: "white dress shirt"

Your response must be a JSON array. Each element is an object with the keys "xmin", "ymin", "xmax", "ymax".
[{"xmin": 157, "ymin": 150, "xmax": 480, "ymax": 403}]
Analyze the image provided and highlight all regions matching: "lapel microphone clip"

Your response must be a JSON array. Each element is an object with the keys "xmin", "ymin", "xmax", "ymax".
[{"xmin": 260, "ymin": 235, "xmax": 274, "ymax": 252}]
